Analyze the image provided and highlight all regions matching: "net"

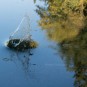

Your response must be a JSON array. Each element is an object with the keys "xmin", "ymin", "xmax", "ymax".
[
  {"xmin": 7, "ymin": 15, "xmax": 32, "ymax": 51},
  {"xmin": 10, "ymin": 15, "xmax": 31, "ymax": 41}
]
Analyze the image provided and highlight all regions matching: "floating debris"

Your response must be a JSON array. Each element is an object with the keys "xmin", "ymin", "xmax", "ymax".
[
  {"xmin": 2, "ymin": 58, "xmax": 10, "ymax": 61},
  {"xmin": 32, "ymin": 64, "xmax": 36, "ymax": 65}
]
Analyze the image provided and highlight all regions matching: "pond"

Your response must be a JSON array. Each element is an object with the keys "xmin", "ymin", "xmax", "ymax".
[{"xmin": 0, "ymin": 0, "xmax": 87, "ymax": 87}]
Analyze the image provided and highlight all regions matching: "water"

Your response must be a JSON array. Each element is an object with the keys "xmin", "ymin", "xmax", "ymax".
[{"xmin": 0, "ymin": 0, "xmax": 83, "ymax": 87}]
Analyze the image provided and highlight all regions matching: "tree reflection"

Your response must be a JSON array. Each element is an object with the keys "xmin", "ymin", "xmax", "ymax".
[
  {"xmin": 36, "ymin": 0, "xmax": 87, "ymax": 42},
  {"xmin": 59, "ymin": 27, "xmax": 87, "ymax": 87},
  {"xmin": 36, "ymin": 0, "xmax": 87, "ymax": 87}
]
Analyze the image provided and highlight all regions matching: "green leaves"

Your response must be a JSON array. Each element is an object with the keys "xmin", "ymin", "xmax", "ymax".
[{"xmin": 34, "ymin": 0, "xmax": 36, "ymax": 3}]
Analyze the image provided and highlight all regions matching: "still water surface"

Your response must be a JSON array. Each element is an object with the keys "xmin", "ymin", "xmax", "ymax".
[{"xmin": 0, "ymin": 0, "xmax": 80, "ymax": 87}]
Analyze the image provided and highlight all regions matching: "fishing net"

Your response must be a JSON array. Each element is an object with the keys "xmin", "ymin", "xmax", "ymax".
[
  {"xmin": 7, "ymin": 15, "xmax": 37, "ymax": 51},
  {"xmin": 10, "ymin": 15, "xmax": 31, "ymax": 41}
]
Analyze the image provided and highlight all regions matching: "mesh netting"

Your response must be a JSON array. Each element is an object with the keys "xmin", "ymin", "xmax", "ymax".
[{"xmin": 9, "ymin": 15, "xmax": 31, "ymax": 41}]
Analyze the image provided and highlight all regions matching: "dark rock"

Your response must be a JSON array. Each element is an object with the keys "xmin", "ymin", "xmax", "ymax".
[{"xmin": 7, "ymin": 39, "xmax": 38, "ymax": 51}]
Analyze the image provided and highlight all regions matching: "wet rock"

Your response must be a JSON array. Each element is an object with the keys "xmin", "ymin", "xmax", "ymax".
[{"xmin": 7, "ymin": 39, "xmax": 38, "ymax": 51}]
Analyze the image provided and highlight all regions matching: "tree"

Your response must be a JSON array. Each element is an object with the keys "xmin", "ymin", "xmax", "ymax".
[{"xmin": 36, "ymin": 0, "xmax": 87, "ymax": 42}]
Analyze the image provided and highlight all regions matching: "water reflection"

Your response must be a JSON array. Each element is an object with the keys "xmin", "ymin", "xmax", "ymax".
[
  {"xmin": 59, "ymin": 28, "xmax": 87, "ymax": 87},
  {"xmin": 2, "ymin": 49, "xmax": 33, "ymax": 76},
  {"xmin": 36, "ymin": 0, "xmax": 87, "ymax": 87}
]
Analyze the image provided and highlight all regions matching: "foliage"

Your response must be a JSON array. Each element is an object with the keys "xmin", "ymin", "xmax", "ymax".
[{"xmin": 36, "ymin": 0, "xmax": 87, "ymax": 42}]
